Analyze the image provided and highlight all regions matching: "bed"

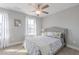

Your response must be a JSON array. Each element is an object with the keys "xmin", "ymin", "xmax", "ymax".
[{"xmin": 24, "ymin": 27, "xmax": 67, "ymax": 55}]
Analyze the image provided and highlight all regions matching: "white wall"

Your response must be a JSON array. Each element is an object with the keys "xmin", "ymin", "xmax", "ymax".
[
  {"xmin": 8, "ymin": 11, "xmax": 26, "ymax": 45},
  {"xmin": 42, "ymin": 5, "xmax": 79, "ymax": 49}
]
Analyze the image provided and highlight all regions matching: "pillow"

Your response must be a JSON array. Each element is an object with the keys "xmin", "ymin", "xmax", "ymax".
[
  {"xmin": 46, "ymin": 32, "xmax": 63, "ymax": 39},
  {"xmin": 42, "ymin": 32, "xmax": 53, "ymax": 37},
  {"xmin": 42, "ymin": 32, "xmax": 63, "ymax": 39},
  {"xmin": 51, "ymin": 32, "xmax": 63, "ymax": 39},
  {"xmin": 42, "ymin": 32, "xmax": 47, "ymax": 36},
  {"xmin": 45, "ymin": 32, "xmax": 53, "ymax": 37}
]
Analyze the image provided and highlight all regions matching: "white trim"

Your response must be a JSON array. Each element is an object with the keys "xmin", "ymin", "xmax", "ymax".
[
  {"xmin": 8, "ymin": 41, "xmax": 23, "ymax": 47},
  {"xmin": 67, "ymin": 44, "xmax": 79, "ymax": 51}
]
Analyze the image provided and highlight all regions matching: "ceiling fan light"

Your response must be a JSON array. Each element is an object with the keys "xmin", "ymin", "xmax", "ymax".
[{"xmin": 36, "ymin": 10, "xmax": 41, "ymax": 14}]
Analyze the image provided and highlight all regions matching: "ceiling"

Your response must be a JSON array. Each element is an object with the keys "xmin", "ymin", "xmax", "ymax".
[{"xmin": 0, "ymin": 3, "xmax": 78, "ymax": 17}]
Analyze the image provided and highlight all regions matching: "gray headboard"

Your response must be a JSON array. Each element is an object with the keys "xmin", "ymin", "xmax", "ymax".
[
  {"xmin": 44, "ymin": 26, "xmax": 68, "ymax": 46},
  {"xmin": 44, "ymin": 27, "xmax": 65, "ymax": 33}
]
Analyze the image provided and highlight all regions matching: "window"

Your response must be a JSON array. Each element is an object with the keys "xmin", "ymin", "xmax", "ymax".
[{"xmin": 26, "ymin": 18, "xmax": 36, "ymax": 35}]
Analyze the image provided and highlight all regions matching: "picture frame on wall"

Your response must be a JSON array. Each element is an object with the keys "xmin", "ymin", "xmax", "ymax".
[{"xmin": 14, "ymin": 19, "xmax": 21, "ymax": 27}]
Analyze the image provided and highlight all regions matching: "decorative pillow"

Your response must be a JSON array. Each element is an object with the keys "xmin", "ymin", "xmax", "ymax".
[
  {"xmin": 45, "ymin": 32, "xmax": 63, "ymax": 39},
  {"xmin": 51, "ymin": 32, "xmax": 63, "ymax": 39},
  {"xmin": 42, "ymin": 32, "xmax": 63, "ymax": 39}
]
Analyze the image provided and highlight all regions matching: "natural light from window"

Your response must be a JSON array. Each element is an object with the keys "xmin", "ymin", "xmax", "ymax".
[{"xmin": 27, "ymin": 19, "xmax": 36, "ymax": 35}]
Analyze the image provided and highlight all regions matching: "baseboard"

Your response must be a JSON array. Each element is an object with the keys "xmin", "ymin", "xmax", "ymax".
[
  {"xmin": 67, "ymin": 44, "xmax": 79, "ymax": 51},
  {"xmin": 8, "ymin": 41, "xmax": 23, "ymax": 47}
]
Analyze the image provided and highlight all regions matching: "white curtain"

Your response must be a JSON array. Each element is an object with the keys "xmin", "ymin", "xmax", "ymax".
[
  {"xmin": 25, "ymin": 16, "xmax": 37, "ymax": 36},
  {"xmin": 0, "ymin": 12, "xmax": 10, "ymax": 48}
]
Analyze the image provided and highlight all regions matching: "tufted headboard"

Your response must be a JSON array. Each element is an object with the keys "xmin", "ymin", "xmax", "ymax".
[{"xmin": 43, "ymin": 27, "xmax": 68, "ymax": 46}]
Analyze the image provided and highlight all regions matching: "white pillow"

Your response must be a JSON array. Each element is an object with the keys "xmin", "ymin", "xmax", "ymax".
[
  {"xmin": 46, "ymin": 32, "xmax": 53, "ymax": 37},
  {"xmin": 42, "ymin": 32, "xmax": 47, "ymax": 36}
]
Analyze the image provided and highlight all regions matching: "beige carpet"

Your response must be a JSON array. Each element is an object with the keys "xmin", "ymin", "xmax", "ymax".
[
  {"xmin": 0, "ymin": 44, "xmax": 79, "ymax": 55},
  {"xmin": 57, "ymin": 47, "xmax": 79, "ymax": 55},
  {"xmin": 0, "ymin": 44, "xmax": 27, "ymax": 55}
]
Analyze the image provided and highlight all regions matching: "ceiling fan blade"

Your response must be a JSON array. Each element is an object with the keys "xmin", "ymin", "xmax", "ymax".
[
  {"xmin": 37, "ymin": 4, "xmax": 41, "ymax": 8},
  {"xmin": 32, "ymin": 4, "xmax": 37, "ymax": 11},
  {"xmin": 42, "ymin": 11, "xmax": 48, "ymax": 14},
  {"xmin": 42, "ymin": 5, "xmax": 49, "ymax": 9}
]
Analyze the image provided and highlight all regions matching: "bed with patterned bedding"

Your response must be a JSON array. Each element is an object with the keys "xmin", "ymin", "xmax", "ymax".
[
  {"xmin": 23, "ymin": 27, "xmax": 66, "ymax": 55},
  {"xmin": 24, "ymin": 36, "xmax": 64, "ymax": 55}
]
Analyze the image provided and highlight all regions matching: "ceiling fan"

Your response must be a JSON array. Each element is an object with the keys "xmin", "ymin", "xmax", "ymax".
[{"xmin": 31, "ymin": 4, "xmax": 49, "ymax": 16}]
